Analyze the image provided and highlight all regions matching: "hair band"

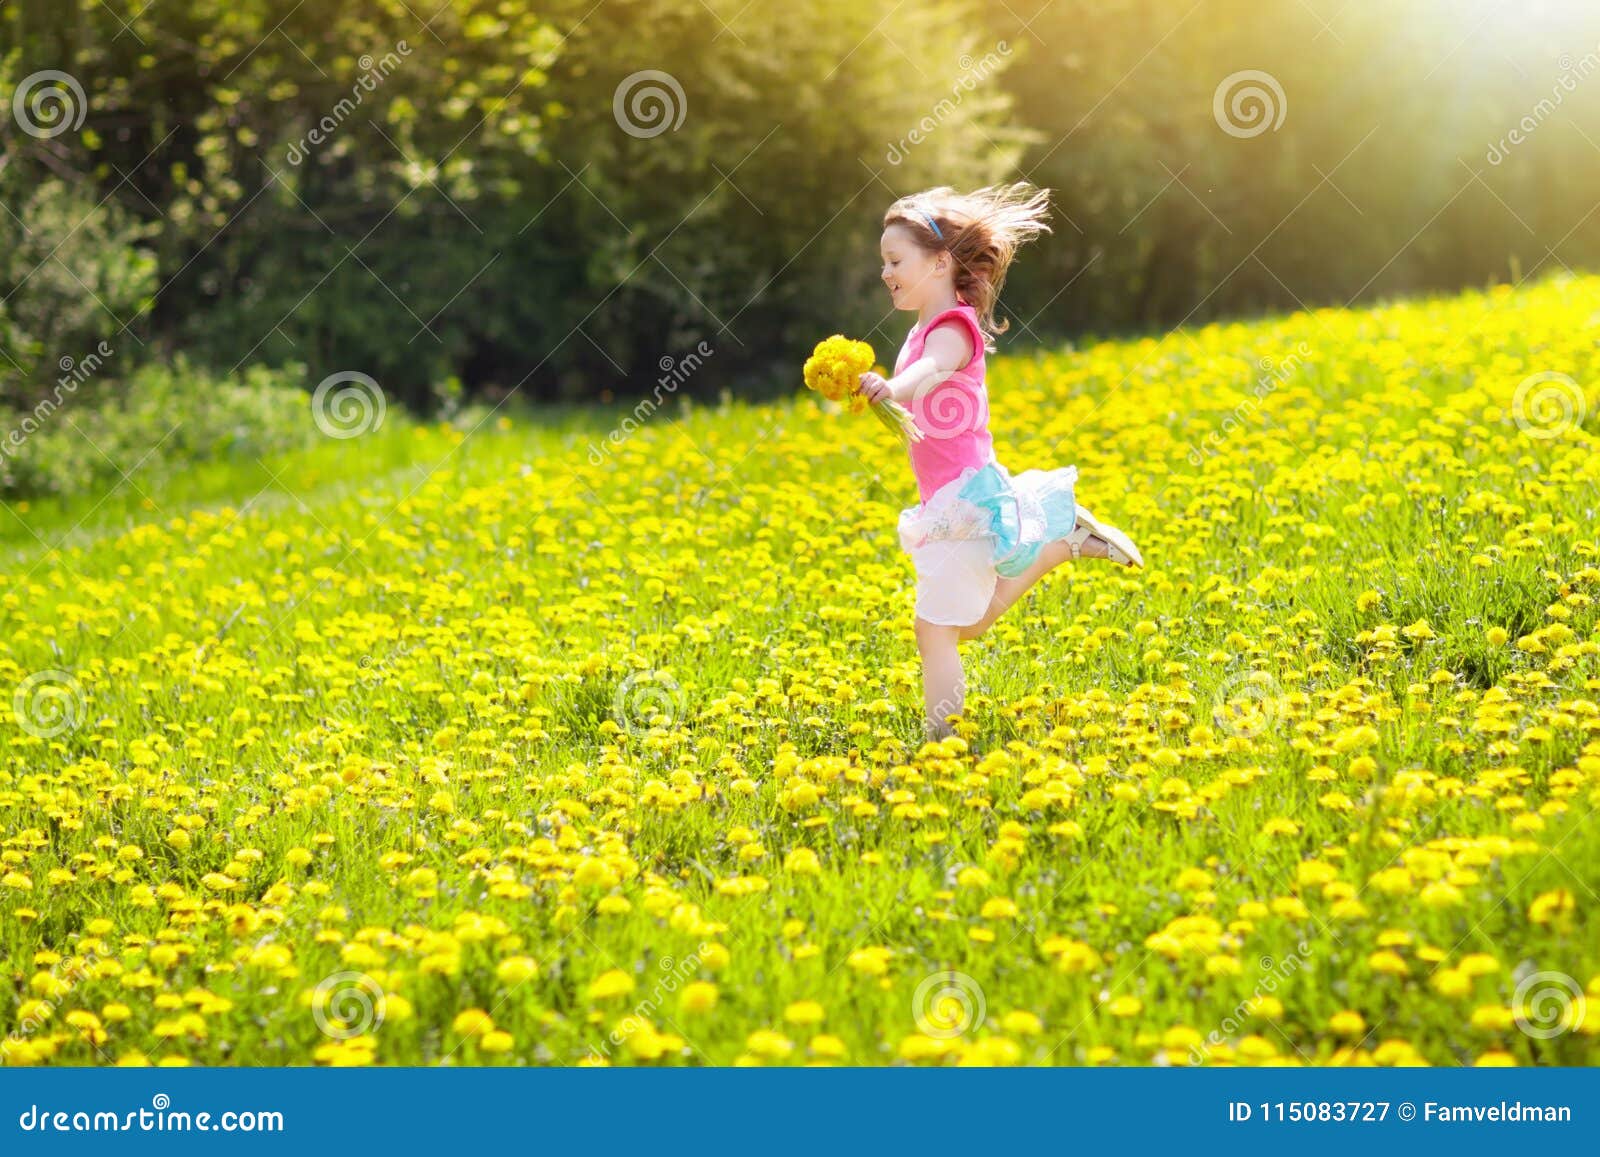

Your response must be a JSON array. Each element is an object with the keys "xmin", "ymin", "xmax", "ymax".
[{"xmin": 914, "ymin": 209, "xmax": 944, "ymax": 240}]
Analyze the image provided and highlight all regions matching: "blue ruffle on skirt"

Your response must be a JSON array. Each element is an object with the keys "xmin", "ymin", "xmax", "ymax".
[{"xmin": 956, "ymin": 460, "xmax": 1080, "ymax": 579}]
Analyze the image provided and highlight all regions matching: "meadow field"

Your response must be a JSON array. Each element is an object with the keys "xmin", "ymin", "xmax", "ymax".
[{"xmin": 2, "ymin": 276, "xmax": 1597, "ymax": 1067}]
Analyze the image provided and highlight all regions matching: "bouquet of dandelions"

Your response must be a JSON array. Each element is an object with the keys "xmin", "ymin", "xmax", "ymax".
[{"xmin": 803, "ymin": 335, "xmax": 924, "ymax": 445}]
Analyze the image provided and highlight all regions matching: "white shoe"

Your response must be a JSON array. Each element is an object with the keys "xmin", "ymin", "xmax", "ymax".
[{"xmin": 1063, "ymin": 506, "xmax": 1143, "ymax": 568}]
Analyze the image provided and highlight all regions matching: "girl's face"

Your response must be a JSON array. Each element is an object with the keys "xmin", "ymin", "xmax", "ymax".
[{"xmin": 880, "ymin": 223, "xmax": 948, "ymax": 312}]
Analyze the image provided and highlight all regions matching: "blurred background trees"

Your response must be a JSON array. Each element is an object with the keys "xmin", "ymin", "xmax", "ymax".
[{"xmin": 3, "ymin": 0, "xmax": 1598, "ymax": 412}]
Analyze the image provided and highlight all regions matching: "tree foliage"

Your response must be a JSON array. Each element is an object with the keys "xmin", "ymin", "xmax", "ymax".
[{"xmin": 3, "ymin": 0, "xmax": 1598, "ymax": 405}]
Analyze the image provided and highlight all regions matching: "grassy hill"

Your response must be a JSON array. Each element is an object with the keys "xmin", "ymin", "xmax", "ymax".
[{"xmin": 2, "ymin": 276, "xmax": 1597, "ymax": 1066}]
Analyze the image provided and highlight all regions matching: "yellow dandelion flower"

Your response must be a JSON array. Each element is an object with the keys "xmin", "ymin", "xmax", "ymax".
[
  {"xmin": 587, "ymin": 970, "xmax": 636, "ymax": 1001},
  {"xmin": 784, "ymin": 1001, "xmax": 825, "ymax": 1026},
  {"xmin": 452, "ymin": 1008, "xmax": 494, "ymax": 1037},
  {"xmin": 1328, "ymin": 1010, "xmax": 1367, "ymax": 1037}
]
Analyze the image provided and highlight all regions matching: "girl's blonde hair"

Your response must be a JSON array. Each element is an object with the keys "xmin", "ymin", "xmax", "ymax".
[{"xmin": 884, "ymin": 182, "xmax": 1051, "ymax": 340}]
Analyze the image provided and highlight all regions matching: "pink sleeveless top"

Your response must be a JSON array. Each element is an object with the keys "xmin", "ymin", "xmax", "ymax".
[{"xmin": 894, "ymin": 303, "xmax": 992, "ymax": 503}]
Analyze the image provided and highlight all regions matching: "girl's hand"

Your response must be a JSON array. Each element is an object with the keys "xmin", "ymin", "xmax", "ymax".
[{"xmin": 858, "ymin": 371, "xmax": 892, "ymax": 405}]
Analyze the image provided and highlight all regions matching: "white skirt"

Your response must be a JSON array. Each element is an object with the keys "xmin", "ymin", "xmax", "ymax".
[
  {"xmin": 909, "ymin": 537, "xmax": 998, "ymax": 626},
  {"xmin": 900, "ymin": 458, "xmax": 1080, "ymax": 627}
]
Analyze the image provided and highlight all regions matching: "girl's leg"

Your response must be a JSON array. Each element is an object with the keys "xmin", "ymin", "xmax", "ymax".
[
  {"xmin": 957, "ymin": 533, "xmax": 1110, "ymax": 641},
  {"xmin": 915, "ymin": 616, "xmax": 966, "ymax": 738}
]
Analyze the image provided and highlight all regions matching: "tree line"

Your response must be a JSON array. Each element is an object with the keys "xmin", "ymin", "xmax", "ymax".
[{"xmin": 3, "ymin": 0, "xmax": 1598, "ymax": 411}]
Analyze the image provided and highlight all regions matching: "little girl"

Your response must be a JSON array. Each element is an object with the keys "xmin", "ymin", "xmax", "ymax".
[{"xmin": 858, "ymin": 183, "xmax": 1144, "ymax": 739}]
